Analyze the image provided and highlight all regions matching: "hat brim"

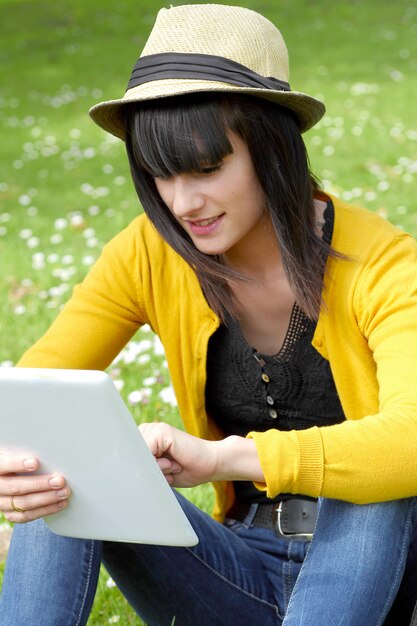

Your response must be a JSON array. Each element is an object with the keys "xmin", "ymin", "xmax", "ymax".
[{"xmin": 89, "ymin": 78, "xmax": 325, "ymax": 140}]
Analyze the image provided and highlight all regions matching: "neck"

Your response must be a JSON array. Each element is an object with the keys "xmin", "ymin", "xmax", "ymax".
[{"xmin": 221, "ymin": 215, "xmax": 283, "ymax": 281}]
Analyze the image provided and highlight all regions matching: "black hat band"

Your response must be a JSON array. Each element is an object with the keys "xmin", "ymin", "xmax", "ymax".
[{"xmin": 126, "ymin": 52, "xmax": 291, "ymax": 93}]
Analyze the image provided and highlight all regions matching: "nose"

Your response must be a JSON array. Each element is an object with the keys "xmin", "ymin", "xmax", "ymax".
[{"xmin": 170, "ymin": 175, "xmax": 205, "ymax": 219}]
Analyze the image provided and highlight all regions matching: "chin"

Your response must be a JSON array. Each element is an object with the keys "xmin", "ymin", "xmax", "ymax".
[
  {"xmin": 198, "ymin": 246, "xmax": 229, "ymax": 257},
  {"xmin": 192, "ymin": 241, "xmax": 226, "ymax": 256}
]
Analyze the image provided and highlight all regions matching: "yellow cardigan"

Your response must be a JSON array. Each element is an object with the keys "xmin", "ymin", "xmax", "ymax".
[{"xmin": 19, "ymin": 195, "xmax": 417, "ymax": 520}]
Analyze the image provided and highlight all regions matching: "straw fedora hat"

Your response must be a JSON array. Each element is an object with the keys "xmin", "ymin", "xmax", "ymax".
[{"xmin": 89, "ymin": 4, "xmax": 325, "ymax": 139}]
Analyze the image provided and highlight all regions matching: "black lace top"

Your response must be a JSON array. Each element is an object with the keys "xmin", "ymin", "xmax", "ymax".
[{"xmin": 205, "ymin": 202, "xmax": 345, "ymax": 503}]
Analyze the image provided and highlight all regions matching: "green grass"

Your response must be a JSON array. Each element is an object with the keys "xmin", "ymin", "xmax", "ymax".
[{"xmin": 0, "ymin": 0, "xmax": 416, "ymax": 623}]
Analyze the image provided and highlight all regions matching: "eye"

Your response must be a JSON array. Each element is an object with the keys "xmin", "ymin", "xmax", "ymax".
[
  {"xmin": 153, "ymin": 173, "xmax": 172, "ymax": 182},
  {"xmin": 200, "ymin": 164, "xmax": 222, "ymax": 176}
]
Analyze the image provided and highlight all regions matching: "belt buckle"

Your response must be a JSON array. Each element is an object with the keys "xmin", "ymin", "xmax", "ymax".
[{"xmin": 272, "ymin": 501, "xmax": 314, "ymax": 541}]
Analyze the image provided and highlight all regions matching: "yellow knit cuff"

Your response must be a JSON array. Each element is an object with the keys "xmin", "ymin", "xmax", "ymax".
[{"xmin": 247, "ymin": 427, "xmax": 324, "ymax": 498}]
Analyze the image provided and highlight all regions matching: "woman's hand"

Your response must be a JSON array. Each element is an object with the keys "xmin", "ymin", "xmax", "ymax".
[
  {"xmin": 139, "ymin": 422, "xmax": 219, "ymax": 487},
  {"xmin": 139, "ymin": 423, "xmax": 264, "ymax": 487},
  {"xmin": 0, "ymin": 451, "xmax": 71, "ymax": 523}
]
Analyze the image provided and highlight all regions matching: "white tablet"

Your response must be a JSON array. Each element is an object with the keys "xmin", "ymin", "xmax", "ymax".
[{"xmin": 0, "ymin": 367, "xmax": 198, "ymax": 547}]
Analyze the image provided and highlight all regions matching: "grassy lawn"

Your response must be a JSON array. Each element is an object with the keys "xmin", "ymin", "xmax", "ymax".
[{"xmin": 0, "ymin": 0, "xmax": 416, "ymax": 623}]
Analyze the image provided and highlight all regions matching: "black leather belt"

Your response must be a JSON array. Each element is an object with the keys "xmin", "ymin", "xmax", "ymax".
[{"xmin": 226, "ymin": 498, "xmax": 318, "ymax": 540}]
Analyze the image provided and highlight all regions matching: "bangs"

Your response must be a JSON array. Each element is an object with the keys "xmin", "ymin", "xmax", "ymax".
[{"xmin": 125, "ymin": 95, "xmax": 235, "ymax": 179}]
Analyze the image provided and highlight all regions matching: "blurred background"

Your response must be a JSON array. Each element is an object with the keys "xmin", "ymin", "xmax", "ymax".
[{"xmin": 0, "ymin": 1, "xmax": 416, "ymax": 623}]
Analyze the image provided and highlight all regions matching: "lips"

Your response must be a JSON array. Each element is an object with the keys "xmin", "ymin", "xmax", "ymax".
[
  {"xmin": 193, "ymin": 217, "xmax": 218, "ymax": 227},
  {"xmin": 186, "ymin": 214, "xmax": 224, "ymax": 235}
]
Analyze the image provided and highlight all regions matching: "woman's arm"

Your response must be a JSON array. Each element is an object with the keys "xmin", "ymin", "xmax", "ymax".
[
  {"xmin": 3, "ymin": 218, "xmax": 148, "ymax": 522},
  {"xmin": 249, "ymin": 231, "xmax": 417, "ymax": 503},
  {"xmin": 18, "ymin": 218, "xmax": 147, "ymax": 370}
]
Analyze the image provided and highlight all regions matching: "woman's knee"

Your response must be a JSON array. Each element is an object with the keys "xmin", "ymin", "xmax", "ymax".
[{"xmin": 315, "ymin": 497, "xmax": 417, "ymax": 544}]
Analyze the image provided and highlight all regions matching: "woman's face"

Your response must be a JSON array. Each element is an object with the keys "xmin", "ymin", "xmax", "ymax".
[{"xmin": 154, "ymin": 132, "xmax": 267, "ymax": 263}]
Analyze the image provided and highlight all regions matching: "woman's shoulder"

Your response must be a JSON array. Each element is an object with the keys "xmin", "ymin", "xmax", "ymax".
[
  {"xmin": 105, "ymin": 213, "xmax": 186, "ymax": 267},
  {"xmin": 328, "ymin": 192, "xmax": 414, "ymax": 257},
  {"xmin": 112, "ymin": 213, "xmax": 163, "ymax": 245},
  {"xmin": 330, "ymin": 193, "xmax": 399, "ymax": 232}
]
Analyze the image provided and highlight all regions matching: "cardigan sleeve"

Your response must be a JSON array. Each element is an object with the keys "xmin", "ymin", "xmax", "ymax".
[
  {"xmin": 18, "ymin": 218, "xmax": 148, "ymax": 371},
  {"xmin": 248, "ymin": 232, "xmax": 417, "ymax": 504}
]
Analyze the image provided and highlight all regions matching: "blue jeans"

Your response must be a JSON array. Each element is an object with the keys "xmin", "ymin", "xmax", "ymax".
[
  {"xmin": 0, "ymin": 495, "xmax": 416, "ymax": 625},
  {"xmin": 283, "ymin": 497, "xmax": 417, "ymax": 626}
]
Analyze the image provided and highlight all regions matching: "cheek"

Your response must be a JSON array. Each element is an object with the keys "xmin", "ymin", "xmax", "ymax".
[
  {"xmin": 154, "ymin": 180, "xmax": 172, "ymax": 208},
  {"xmin": 242, "ymin": 175, "xmax": 265, "ymax": 213},
  {"xmin": 238, "ymin": 158, "xmax": 265, "ymax": 202}
]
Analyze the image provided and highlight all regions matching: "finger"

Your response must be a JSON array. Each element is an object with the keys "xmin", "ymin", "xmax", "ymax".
[
  {"xmin": 4, "ymin": 498, "xmax": 70, "ymax": 524},
  {"xmin": 3, "ymin": 486, "xmax": 71, "ymax": 522},
  {"xmin": 2, "ymin": 484, "xmax": 71, "ymax": 514},
  {"xmin": 0, "ymin": 473, "xmax": 67, "ymax": 497},
  {"xmin": 156, "ymin": 457, "xmax": 182, "ymax": 474},
  {"xmin": 0, "ymin": 451, "xmax": 39, "ymax": 474},
  {"xmin": 139, "ymin": 423, "xmax": 162, "ymax": 456},
  {"xmin": 138, "ymin": 422, "xmax": 174, "ymax": 457}
]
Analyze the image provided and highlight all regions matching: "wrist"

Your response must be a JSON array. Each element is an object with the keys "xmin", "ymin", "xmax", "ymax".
[{"xmin": 213, "ymin": 436, "xmax": 264, "ymax": 483}]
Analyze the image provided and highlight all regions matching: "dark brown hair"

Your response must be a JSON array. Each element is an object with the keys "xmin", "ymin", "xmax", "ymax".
[{"xmin": 124, "ymin": 93, "xmax": 333, "ymax": 321}]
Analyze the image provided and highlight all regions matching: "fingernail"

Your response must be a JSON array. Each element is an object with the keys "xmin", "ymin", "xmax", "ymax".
[
  {"xmin": 58, "ymin": 500, "xmax": 68, "ymax": 509},
  {"xmin": 49, "ymin": 475, "xmax": 64, "ymax": 488},
  {"xmin": 23, "ymin": 458, "xmax": 37, "ymax": 470},
  {"xmin": 57, "ymin": 489, "xmax": 68, "ymax": 499}
]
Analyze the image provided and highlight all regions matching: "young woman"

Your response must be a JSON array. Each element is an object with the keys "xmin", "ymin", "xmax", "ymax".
[{"xmin": 1, "ymin": 5, "xmax": 417, "ymax": 625}]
